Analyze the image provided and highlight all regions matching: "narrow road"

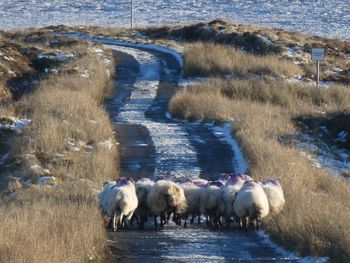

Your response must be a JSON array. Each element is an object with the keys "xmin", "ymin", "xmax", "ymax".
[{"xmin": 96, "ymin": 39, "xmax": 301, "ymax": 263}]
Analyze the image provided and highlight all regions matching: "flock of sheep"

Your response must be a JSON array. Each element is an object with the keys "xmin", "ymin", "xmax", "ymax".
[{"xmin": 98, "ymin": 174, "xmax": 285, "ymax": 231}]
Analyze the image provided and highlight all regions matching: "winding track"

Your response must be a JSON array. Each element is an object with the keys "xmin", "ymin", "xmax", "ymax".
[{"xmin": 99, "ymin": 39, "xmax": 299, "ymax": 262}]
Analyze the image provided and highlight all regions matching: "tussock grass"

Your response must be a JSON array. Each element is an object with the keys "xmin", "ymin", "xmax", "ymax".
[
  {"xmin": 0, "ymin": 31, "xmax": 117, "ymax": 262},
  {"xmin": 13, "ymin": 53, "xmax": 117, "ymax": 183},
  {"xmin": 170, "ymin": 43, "xmax": 350, "ymax": 262},
  {"xmin": 172, "ymin": 78, "xmax": 350, "ymax": 116},
  {"xmin": 184, "ymin": 42, "xmax": 302, "ymax": 78},
  {"xmin": 0, "ymin": 184, "xmax": 107, "ymax": 263}
]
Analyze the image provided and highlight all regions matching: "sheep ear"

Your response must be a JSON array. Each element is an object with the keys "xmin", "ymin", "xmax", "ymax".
[
  {"xmin": 103, "ymin": 181, "xmax": 108, "ymax": 186},
  {"xmin": 129, "ymin": 178, "xmax": 135, "ymax": 183}
]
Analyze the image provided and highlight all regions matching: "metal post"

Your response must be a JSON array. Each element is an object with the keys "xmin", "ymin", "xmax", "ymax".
[
  {"xmin": 316, "ymin": 60, "xmax": 320, "ymax": 88},
  {"xmin": 130, "ymin": 0, "xmax": 133, "ymax": 29}
]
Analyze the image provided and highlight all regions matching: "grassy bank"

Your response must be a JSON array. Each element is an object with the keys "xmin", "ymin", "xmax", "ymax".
[
  {"xmin": 184, "ymin": 42, "xmax": 302, "ymax": 78},
  {"xmin": 169, "ymin": 42, "xmax": 350, "ymax": 262},
  {"xmin": 0, "ymin": 31, "xmax": 118, "ymax": 262}
]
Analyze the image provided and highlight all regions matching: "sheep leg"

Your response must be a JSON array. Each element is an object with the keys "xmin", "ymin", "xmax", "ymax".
[
  {"xmin": 118, "ymin": 213, "xmax": 124, "ymax": 229},
  {"xmin": 129, "ymin": 214, "xmax": 139, "ymax": 226},
  {"xmin": 238, "ymin": 218, "xmax": 243, "ymax": 229},
  {"xmin": 190, "ymin": 215, "xmax": 195, "ymax": 224},
  {"xmin": 154, "ymin": 216, "xmax": 158, "ymax": 229},
  {"xmin": 197, "ymin": 215, "xmax": 201, "ymax": 224},
  {"xmin": 122, "ymin": 216, "xmax": 127, "ymax": 228},
  {"xmin": 244, "ymin": 217, "xmax": 249, "ymax": 231},
  {"xmin": 125, "ymin": 212, "xmax": 134, "ymax": 228},
  {"xmin": 235, "ymin": 216, "xmax": 240, "ymax": 226},
  {"xmin": 226, "ymin": 217, "xmax": 232, "ymax": 228},
  {"xmin": 160, "ymin": 213, "xmax": 166, "ymax": 227},
  {"xmin": 240, "ymin": 217, "xmax": 248, "ymax": 230},
  {"xmin": 112, "ymin": 212, "xmax": 118, "ymax": 232},
  {"xmin": 139, "ymin": 215, "xmax": 146, "ymax": 230},
  {"xmin": 205, "ymin": 215, "xmax": 210, "ymax": 225},
  {"xmin": 256, "ymin": 219, "xmax": 261, "ymax": 230},
  {"xmin": 135, "ymin": 215, "xmax": 140, "ymax": 225}
]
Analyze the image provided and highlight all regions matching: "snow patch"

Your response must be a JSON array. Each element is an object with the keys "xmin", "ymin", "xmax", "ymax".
[
  {"xmin": 0, "ymin": 153, "xmax": 10, "ymax": 165},
  {"xmin": 36, "ymin": 176, "xmax": 57, "ymax": 186},
  {"xmin": 297, "ymin": 134, "xmax": 350, "ymax": 176},
  {"xmin": 0, "ymin": 117, "xmax": 31, "ymax": 134},
  {"xmin": 179, "ymin": 77, "xmax": 209, "ymax": 88},
  {"xmin": 98, "ymin": 138, "xmax": 114, "ymax": 150},
  {"xmin": 257, "ymin": 231, "xmax": 329, "ymax": 263},
  {"xmin": 38, "ymin": 51, "xmax": 74, "ymax": 61},
  {"xmin": 210, "ymin": 119, "xmax": 248, "ymax": 174}
]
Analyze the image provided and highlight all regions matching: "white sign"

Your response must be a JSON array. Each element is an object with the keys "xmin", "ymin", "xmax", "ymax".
[{"xmin": 311, "ymin": 48, "xmax": 325, "ymax": 61}]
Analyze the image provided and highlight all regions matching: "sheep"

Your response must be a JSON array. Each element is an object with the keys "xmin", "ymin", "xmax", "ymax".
[
  {"xmin": 261, "ymin": 179, "xmax": 285, "ymax": 215},
  {"xmin": 99, "ymin": 177, "xmax": 138, "ymax": 231},
  {"xmin": 192, "ymin": 178, "xmax": 208, "ymax": 187},
  {"xmin": 222, "ymin": 175, "xmax": 245, "ymax": 226},
  {"xmin": 240, "ymin": 174, "xmax": 253, "ymax": 182},
  {"xmin": 199, "ymin": 181, "xmax": 225, "ymax": 227},
  {"xmin": 98, "ymin": 181, "xmax": 116, "ymax": 209},
  {"xmin": 147, "ymin": 180, "xmax": 187, "ymax": 228},
  {"xmin": 134, "ymin": 178, "xmax": 154, "ymax": 229},
  {"xmin": 180, "ymin": 181, "xmax": 203, "ymax": 227},
  {"xmin": 219, "ymin": 173, "xmax": 252, "ymax": 184},
  {"xmin": 233, "ymin": 180, "xmax": 269, "ymax": 230}
]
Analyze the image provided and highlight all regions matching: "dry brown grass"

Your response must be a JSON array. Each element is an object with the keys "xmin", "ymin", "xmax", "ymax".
[
  {"xmin": 0, "ymin": 184, "xmax": 107, "ymax": 263},
  {"xmin": 172, "ymin": 78, "xmax": 350, "ymax": 116},
  {"xmin": 184, "ymin": 42, "xmax": 302, "ymax": 78},
  {"xmin": 0, "ymin": 30, "xmax": 117, "ymax": 262},
  {"xmin": 169, "ymin": 44, "xmax": 350, "ymax": 262}
]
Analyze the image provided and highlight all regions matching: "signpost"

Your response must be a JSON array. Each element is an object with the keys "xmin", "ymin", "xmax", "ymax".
[
  {"xmin": 311, "ymin": 48, "xmax": 325, "ymax": 88},
  {"xmin": 130, "ymin": 0, "xmax": 134, "ymax": 29}
]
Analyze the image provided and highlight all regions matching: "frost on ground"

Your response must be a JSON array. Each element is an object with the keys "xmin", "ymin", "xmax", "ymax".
[
  {"xmin": 257, "ymin": 231, "xmax": 329, "ymax": 263},
  {"xmin": 297, "ymin": 133, "xmax": 350, "ymax": 178},
  {"xmin": 0, "ymin": 117, "xmax": 31, "ymax": 134},
  {"xmin": 108, "ymin": 45, "xmax": 200, "ymax": 179}
]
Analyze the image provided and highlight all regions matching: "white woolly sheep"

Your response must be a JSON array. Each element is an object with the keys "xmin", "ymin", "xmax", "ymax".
[
  {"xmin": 134, "ymin": 178, "xmax": 154, "ymax": 229},
  {"xmin": 99, "ymin": 177, "xmax": 138, "ymax": 231},
  {"xmin": 192, "ymin": 179, "xmax": 208, "ymax": 187},
  {"xmin": 222, "ymin": 175, "xmax": 245, "ymax": 226},
  {"xmin": 199, "ymin": 181, "xmax": 225, "ymax": 227},
  {"xmin": 147, "ymin": 180, "xmax": 187, "ymax": 228},
  {"xmin": 180, "ymin": 182, "xmax": 203, "ymax": 227},
  {"xmin": 261, "ymin": 179, "xmax": 285, "ymax": 215},
  {"xmin": 98, "ymin": 181, "xmax": 116, "ymax": 213},
  {"xmin": 233, "ymin": 181, "xmax": 269, "ymax": 229}
]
